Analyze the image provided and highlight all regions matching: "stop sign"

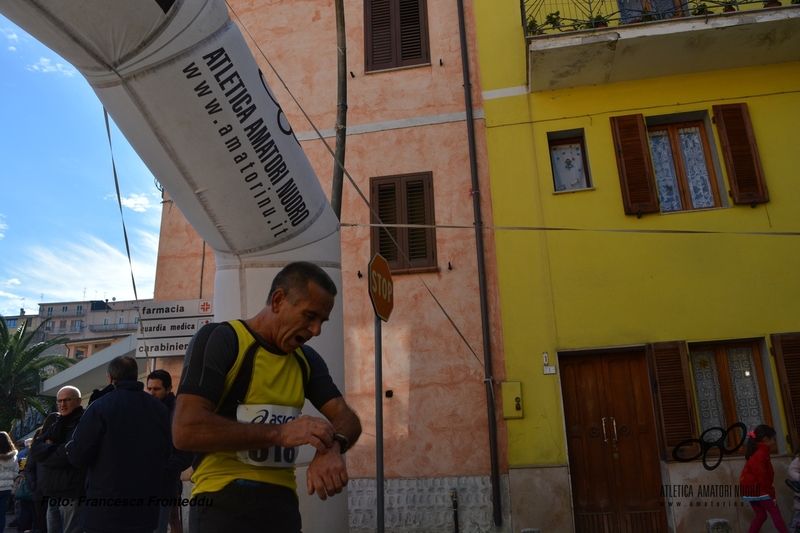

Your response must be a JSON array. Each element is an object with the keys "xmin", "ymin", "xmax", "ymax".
[{"xmin": 368, "ymin": 253, "xmax": 393, "ymax": 321}]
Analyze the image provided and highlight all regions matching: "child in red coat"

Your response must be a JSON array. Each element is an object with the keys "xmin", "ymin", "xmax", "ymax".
[{"xmin": 740, "ymin": 424, "xmax": 790, "ymax": 533}]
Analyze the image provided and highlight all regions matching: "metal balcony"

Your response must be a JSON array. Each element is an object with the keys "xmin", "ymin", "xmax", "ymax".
[
  {"xmin": 521, "ymin": 0, "xmax": 800, "ymax": 91},
  {"xmin": 88, "ymin": 323, "xmax": 139, "ymax": 332}
]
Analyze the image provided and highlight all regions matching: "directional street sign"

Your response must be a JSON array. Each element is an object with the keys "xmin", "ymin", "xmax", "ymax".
[
  {"xmin": 136, "ymin": 299, "xmax": 214, "ymax": 358},
  {"xmin": 368, "ymin": 253, "xmax": 393, "ymax": 322}
]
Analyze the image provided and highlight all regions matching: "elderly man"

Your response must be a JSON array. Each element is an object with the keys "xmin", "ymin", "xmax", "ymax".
[
  {"xmin": 173, "ymin": 261, "xmax": 362, "ymax": 533},
  {"xmin": 31, "ymin": 386, "xmax": 86, "ymax": 533},
  {"xmin": 66, "ymin": 356, "xmax": 170, "ymax": 533}
]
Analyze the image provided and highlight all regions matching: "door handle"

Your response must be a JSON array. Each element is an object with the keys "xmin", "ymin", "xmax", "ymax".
[
  {"xmin": 612, "ymin": 417, "xmax": 618, "ymax": 444},
  {"xmin": 601, "ymin": 417, "xmax": 608, "ymax": 443}
]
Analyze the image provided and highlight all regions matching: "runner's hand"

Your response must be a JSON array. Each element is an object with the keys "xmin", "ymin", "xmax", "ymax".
[
  {"xmin": 279, "ymin": 415, "xmax": 334, "ymax": 453},
  {"xmin": 307, "ymin": 447, "xmax": 348, "ymax": 500}
]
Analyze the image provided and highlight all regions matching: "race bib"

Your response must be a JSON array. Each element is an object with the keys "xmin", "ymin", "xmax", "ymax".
[{"xmin": 236, "ymin": 404, "xmax": 301, "ymax": 467}]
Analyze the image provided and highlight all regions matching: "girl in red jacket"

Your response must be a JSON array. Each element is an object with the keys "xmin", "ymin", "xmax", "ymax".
[{"xmin": 740, "ymin": 424, "xmax": 790, "ymax": 533}]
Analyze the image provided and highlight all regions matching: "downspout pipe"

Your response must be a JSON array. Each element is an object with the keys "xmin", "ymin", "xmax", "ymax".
[{"xmin": 455, "ymin": 0, "xmax": 503, "ymax": 526}]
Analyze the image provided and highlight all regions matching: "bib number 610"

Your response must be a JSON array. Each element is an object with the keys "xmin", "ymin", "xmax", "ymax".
[{"xmin": 248, "ymin": 445, "xmax": 297, "ymax": 464}]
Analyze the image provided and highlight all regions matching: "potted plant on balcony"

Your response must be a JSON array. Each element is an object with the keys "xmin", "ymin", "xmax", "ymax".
[
  {"xmin": 692, "ymin": 3, "xmax": 713, "ymax": 14},
  {"xmin": 544, "ymin": 11, "xmax": 562, "ymax": 30},
  {"xmin": 589, "ymin": 14, "xmax": 610, "ymax": 28},
  {"xmin": 526, "ymin": 14, "xmax": 544, "ymax": 35}
]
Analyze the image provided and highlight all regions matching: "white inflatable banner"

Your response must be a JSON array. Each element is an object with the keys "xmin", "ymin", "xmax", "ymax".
[
  {"xmin": 1, "ymin": 1, "xmax": 346, "ymax": 527},
  {"xmin": 1, "ymin": 0, "xmax": 331, "ymax": 255}
]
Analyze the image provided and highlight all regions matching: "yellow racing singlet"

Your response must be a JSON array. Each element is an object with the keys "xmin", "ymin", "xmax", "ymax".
[{"xmin": 190, "ymin": 320, "xmax": 310, "ymax": 496}]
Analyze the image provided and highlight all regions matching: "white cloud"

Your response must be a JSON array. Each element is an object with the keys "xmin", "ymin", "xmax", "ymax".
[
  {"xmin": 104, "ymin": 192, "xmax": 161, "ymax": 214},
  {"xmin": 8, "ymin": 46, "xmax": 16, "ymax": 52},
  {"xmin": 26, "ymin": 57, "xmax": 77, "ymax": 77},
  {"xmin": 0, "ymin": 214, "xmax": 7, "ymax": 239},
  {"xmin": 1, "ymin": 28, "xmax": 19, "ymax": 44},
  {"xmin": 5, "ymin": 279, "xmax": 20, "ymax": 287},
  {"xmin": 0, "ymin": 232, "xmax": 158, "ymax": 317}
]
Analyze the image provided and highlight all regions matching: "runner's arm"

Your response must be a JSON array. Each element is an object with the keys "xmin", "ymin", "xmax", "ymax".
[{"xmin": 173, "ymin": 393, "xmax": 334, "ymax": 453}]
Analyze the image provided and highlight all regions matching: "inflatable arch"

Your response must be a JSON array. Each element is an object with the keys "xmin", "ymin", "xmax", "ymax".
[{"xmin": 1, "ymin": 0, "xmax": 346, "ymax": 528}]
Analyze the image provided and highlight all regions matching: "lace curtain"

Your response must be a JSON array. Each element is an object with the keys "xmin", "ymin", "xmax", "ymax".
[
  {"xmin": 691, "ymin": 349, "xmax": 727, "ymax": 443},
  {"xmin": 691, "ymin": 346, "xmax": 766, "ymax": 444},
  {"xmin": 550, "ymin": 142, "xmax": 588, "ymax": 192},
  {"xmin": 649, "ymin": 127, "xmax": 714, "ymax": 212}
]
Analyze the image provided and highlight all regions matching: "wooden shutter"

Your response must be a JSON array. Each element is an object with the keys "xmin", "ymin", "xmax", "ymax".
[
  {"xmin": 647, "ymin": 341, "xmax": 699, "ymax": 460},
  {"xmin": 398, "ymin": 0, "xmax": 429, "ymax": 67},
  {"xmin": 610, "ymin": 115, "xmax": 659, "ymax": 217},
  {"xmin": 713, "ymin": 103, "xmax": 769, "ymax": 205},
  {"xmin": 403, "ymin": 174, "xmax": 436, "ymax": 269},
  {"xmin": 370, "ymin": 173, "xmax": 436, "ymax": 272},
  {"xmin": 371, "ymin": 177, "xmax": 402, "ymax": 270},
  {"xmin": 365, "ymin": 0, "xmax": 429, "ymax": 72},
  {"xmin": 365, "ymin": 0, "xmax": 394, "ymax": 72},
  {"xmin": 772, "ymin": 334, "xmax": 800, "ymax": 451}
]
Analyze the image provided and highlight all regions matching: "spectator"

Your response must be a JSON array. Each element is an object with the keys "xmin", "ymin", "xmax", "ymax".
[
  {"xmin": 1, "ymin": 431, "xmax": 20, "ymax": 532},
  {"xmin": 27, "ymin": 413, "xmax": 60, "ymax": 533},
  {"xmin": 146, "ymin": 369, "xmax": 192, "ymax": 533},
  {"xmin": 66, "ymin": 356, "xmax": 170, "ymax": 533},
  {"xmin": 31, "ymin": 386, "xmax": 86, "ymax": 533}
]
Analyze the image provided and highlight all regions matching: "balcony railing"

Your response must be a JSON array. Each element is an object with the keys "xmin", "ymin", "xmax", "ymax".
[
  {"xmin": 40, "ymin": 310, "xmax": 86, "ymax": 317},
  {"xmin": 522, "ymin": 0, "xmax": 795, "ymax": 34},
  {"xmin": 88, "ymin": 323, "xmax": 139, "ymax": 332},
  {"xmin": 54, "ymin": 327, "xmax": 84, "ymax": 334}
]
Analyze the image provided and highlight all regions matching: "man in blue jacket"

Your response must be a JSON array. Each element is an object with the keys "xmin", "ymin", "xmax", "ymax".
[{"xmin": 66, "ymin": 356, "xmax": 170, "ymax": 533}]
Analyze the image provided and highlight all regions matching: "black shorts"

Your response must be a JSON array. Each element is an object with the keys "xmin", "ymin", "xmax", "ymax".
[{"xmin": 189, "ymin": 480, "xmax": 301, "ymax": 533}]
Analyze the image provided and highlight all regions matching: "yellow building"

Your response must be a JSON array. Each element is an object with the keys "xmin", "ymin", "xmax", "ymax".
[{"xmin": 474, "ymin": 1, "xmax": 800, "ymax": 531}]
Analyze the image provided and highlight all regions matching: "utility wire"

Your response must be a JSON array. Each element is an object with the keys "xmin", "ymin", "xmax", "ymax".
[{"xmin": 227, "ymin": 3, "xmax": 486, "ymax": 369}]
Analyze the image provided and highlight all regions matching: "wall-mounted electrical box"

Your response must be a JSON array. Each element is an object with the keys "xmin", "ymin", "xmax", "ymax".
[{"xmin": 501, "ymin": 381, "xmax": 523, "ymax": 419}]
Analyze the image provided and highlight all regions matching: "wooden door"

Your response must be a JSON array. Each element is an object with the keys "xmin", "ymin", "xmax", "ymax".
[{"xmin": 561, "ymin": 350, "xmax": 667, "ymax": 533}]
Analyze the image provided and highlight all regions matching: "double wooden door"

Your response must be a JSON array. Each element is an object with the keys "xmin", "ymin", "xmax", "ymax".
[{"xmin": 560, "ymin": 350, "xmax": 668, "ymax": 533}]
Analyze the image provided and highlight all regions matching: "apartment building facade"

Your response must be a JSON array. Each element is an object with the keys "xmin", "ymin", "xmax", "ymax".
[{"xmin": 473, "ymin": 1, "xmax": 800, "ymax": 531}]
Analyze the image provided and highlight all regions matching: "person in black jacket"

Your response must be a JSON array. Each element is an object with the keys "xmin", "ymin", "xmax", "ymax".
[
  {"xmin": 25, "ymin": 413, "xmax": 60, "ymax": 533},
  {"xmin": 66, "ymin": 356, "xmax": 170, "ymax": 533},
  {"xmin": 30, "ymin": 386, "xmax": 86, "ymax": 533},
  {"xmin": 146, "ymin": 369, "xmax": 192, "ymax": 533}
]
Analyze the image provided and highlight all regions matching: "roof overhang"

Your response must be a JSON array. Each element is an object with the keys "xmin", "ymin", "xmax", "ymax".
[
  {"xmin": 41, "ymin": 334, "xmax": 146, "ymax": 397},
  {"xmin": 528, "ymin": 7, "xmax": 800, "ymax": 92}
]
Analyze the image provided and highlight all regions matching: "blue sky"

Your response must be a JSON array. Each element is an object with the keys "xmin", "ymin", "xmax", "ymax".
[{"xmin": 0, "ymin": 15, "xmax": 160, "ymax": 317}]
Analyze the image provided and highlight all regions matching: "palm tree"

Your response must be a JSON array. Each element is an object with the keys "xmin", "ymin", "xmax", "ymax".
[{"xmin": 0, "ymin": 315, "xmax": 74, "ymax": 432}]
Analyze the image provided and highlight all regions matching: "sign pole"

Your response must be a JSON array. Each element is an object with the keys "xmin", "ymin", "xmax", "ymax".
[
  {"xmin": 367, "ymin": 253, "xmax": 392, "ymax": 533},
  {"xmin": 375, "ymin": 314, "xmax": 384, "ymax": 533}
]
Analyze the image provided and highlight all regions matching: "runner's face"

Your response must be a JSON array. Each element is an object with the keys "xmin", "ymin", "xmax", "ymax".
[{"xmin": 273, "ymin": 282, "xmax": 334, "ymax": 353}]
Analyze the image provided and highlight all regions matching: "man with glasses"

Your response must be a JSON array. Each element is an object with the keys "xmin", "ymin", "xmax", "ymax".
[{"xmin": 31, "ymin": 386, "xmax": 86, "ymax": 533}]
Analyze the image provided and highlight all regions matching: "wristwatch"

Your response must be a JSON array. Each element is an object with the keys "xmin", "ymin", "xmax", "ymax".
[{"xmin": 333, "ymin": 432, "xmax": 350, "ymax": 454}]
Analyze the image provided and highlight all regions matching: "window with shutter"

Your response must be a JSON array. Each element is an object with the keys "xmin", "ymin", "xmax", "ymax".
[
  {"xmin": 365, "ymin": 0, "xmax": 430, "ymax": 72},
  {"xmin": 771, "ymin": 333, "xmax": 800, "ymax": 450},
  {"xmin": 370, "ymin": 172, "xmax": 437, "ymax": 273},
  {"xmin": 612, "ymin": 107, "xmax": 765, "ymax": 216},
  {"xmin": 712, "ymin": 103, "xmax": 769, "ymax": 205},
  {"xmin": 649, "ymin": 339, "xmax": 774, "ymax": 461}
]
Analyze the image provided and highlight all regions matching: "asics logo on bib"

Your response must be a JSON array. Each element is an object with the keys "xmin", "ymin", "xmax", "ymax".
[{"xmin": 250, "ymin": 409, "xmax": 297, "ymax": 425}]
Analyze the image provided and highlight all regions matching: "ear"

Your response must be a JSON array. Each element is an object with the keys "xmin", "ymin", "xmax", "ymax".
[{"xmin": 270, "ymin": 288, "xmax": 286, "ymax": 312}]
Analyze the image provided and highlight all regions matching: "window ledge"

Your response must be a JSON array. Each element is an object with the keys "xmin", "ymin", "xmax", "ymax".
[
  {"xmin": 658, "ymin": 205, "xmax": 729, "ymax": 215},
  {"xmin": 390, "ymin": 266, "xmax": 440, "ymax": 276},
  {"xmin": 365, "ymin": 62, "xmax": 431, "ymax": 75},
  {"xmin": 553, "ymin": 187, "xmax": 596, "ymax": 195}
]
